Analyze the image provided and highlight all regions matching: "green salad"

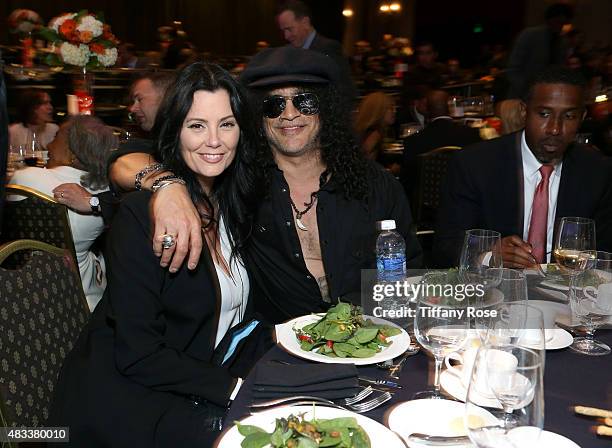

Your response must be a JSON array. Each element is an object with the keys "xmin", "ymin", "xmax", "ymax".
[
  {"xmin": 294, "ymin": 303, "xmax": 402, "ymax": 358},
  {"xmin": 237, "ymin": 413, "xmax": 371, "ymax": 448}
]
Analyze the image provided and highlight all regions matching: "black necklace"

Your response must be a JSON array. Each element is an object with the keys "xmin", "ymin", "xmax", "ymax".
[{"xmin": 289, "ymin": 191, "xmax": 318, "ymax": 231}]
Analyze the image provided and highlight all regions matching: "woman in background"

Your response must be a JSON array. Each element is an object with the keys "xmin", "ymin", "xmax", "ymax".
[
  {"xmin": 10, "ymin": 115, "xmax": 114, "ymax": 311},
  {"xmin": 8, "ymin": 89, "xmax": 58, "ymax": 149},
  {"xmin": 355, "ymin": 91, "xmax": 396, "ymax": 160}
]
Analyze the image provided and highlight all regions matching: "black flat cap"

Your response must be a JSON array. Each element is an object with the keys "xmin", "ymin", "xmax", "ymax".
[{"xmin": 240, "ymin": 46, "xmax": 340, "ymax": 88}]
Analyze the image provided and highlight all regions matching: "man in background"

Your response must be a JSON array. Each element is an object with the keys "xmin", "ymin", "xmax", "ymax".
[
  {"xmin": 277, "ymin": 0, "xmax": 355, "ymax": 103},
  {"xmin": 506, "ymin": 3, "xmax": 573, "ymax": 98},
  {"xmin": 434, "ymin": 66, "xmax": 612, "ymax": 268},
  {"xmin": 401, "ymin": 89, "xmax": 481, "ymax": 198}
]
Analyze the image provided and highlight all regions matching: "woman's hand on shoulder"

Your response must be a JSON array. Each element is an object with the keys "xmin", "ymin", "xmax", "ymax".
[
  {"xmin": 151, "ymin": 183, "xmax": 203, "ymax": 273},
  {"xmin": 52, "ymin": 183, "xmax": 93, "ymax": 213}
]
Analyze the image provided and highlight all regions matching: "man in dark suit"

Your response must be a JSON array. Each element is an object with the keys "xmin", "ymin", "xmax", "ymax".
[
  {"xmin": 277, "ymin": 0, "xmax": 355, "ymax": 103},
  {"xmin": 506, "ymin": 3, "xmax": 572, "ymax": 98},
  {"xmin": 401, "ymin": 89, "xmax": 481, "ymax": 198},
  {"xmin": 434, "ymin": 66, "xmax": 612, "ymax": 268}
]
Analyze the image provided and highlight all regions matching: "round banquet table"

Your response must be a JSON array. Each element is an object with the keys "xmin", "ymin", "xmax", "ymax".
[{"xmin": 225, "ymin": 327, "xmax": 612, "ymax": 447}]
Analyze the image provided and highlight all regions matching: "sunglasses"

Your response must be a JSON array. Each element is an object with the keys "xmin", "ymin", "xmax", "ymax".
[{"xmin": 262, "ymin": 92, "xmax": 320, "ymax": 119}]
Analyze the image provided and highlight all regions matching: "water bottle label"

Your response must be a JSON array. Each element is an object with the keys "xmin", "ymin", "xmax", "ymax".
[{"xmin": 376, "ymin": 255, "xmax": 406, "ymax": 281}]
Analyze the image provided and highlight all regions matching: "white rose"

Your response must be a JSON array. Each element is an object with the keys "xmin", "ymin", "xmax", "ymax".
[
  {"xmin": 50, "ymin": 13, "xmax": 76, "ymax": 33},
  {"xmin": 60, "ymin": 42, "xmax": 90, "ymax": 67},
  {"xmin": 76, "ymin": 15, "xmax": 103, "ymax": 38},
  {"xmin": 96, "ymin": 47, "xmax": 118, "ymax": 67}
]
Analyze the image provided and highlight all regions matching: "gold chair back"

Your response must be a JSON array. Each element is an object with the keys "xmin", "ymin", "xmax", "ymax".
[
  {"xmin": 0, "ymin": 240, "xmax": 89, "ymax": 433},
  {"xmin": 2, "ymin": 185, "xmax": 78, "ymax": 270}
]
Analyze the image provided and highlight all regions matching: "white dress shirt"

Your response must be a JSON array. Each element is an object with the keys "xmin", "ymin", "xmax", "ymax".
[
  {"xmin": 520, "ymin": 131, "xmax": 563, "ymax": 262},
  {"xmin": 213, "ymin": 216, "xmax": 250, "ymax": 348}
]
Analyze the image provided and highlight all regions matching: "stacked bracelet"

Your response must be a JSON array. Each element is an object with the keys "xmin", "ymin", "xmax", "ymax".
[
  {"xmin": 134, "ymin": 163, "xmax": 164, "ymax": 190},
  {"xmin": 151, "ymin": 175, "xmax": 186, "ymax": 193}
]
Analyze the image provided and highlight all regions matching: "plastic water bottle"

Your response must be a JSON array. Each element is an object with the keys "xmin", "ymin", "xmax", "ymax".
[{"xmin": 376, "ymin": 220, "xmax": 406, "ymax": 282}]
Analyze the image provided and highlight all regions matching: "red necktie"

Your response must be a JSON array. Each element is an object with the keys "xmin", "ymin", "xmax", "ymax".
[{"xmin": 528, "ymin": 165, "xmax": 554, "ymax": 263}]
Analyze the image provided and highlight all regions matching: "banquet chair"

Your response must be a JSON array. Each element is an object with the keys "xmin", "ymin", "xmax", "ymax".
[
  {"xmin": 413, "ymin": 146, "xmax": 461, "ymax": 229},
  {"xmin": 0, "ymin": 240, "xmax": 89, "ymax": 437},
  {"xmin": 1, "ymin": 185, "xmax": 78, "ymax": 271}
]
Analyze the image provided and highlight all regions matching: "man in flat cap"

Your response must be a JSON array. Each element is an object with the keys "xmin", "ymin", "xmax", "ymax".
[{"xmin": 109, "ymin": 48, "xmax": 422, "ymax": 323}]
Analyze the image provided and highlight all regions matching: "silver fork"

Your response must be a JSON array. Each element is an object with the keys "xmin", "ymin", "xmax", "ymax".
[
  {"xmin": 349, "ymin": 391, "xmax": 392, "ymax": 413},
  {"xmin": 343, "ymin": 386, "xmax": 374, "ymax": 405},
  {"xmin": 250, "ymin": 392, "xmax": 392, "ymax": 414},
  {"xmin": 250, "ymin": 386, "xmax": 374, "ymax": 409}
]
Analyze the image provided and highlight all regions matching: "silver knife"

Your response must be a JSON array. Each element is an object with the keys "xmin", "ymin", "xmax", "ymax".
[{"xmin": 407, "ymin": 432, "xmax": 470, "ymax": 446}]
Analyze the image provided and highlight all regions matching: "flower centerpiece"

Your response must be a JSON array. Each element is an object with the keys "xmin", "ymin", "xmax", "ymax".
[
  {"xmin": 7, "ymin": 9, "xmax": 43, "ymax": 67},
  {"xmin": 40, "ymin": 11, "xmax": 119, "ymax": 114},
  {"xmin": 40, "ymin": 11, "xmax": 119, "ymax": 68}
]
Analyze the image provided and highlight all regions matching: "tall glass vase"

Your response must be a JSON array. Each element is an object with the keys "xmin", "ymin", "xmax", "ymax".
[
  {"xmin": 20, "ymin": 32, "xmax": 35, "ymax": 68},
  {"xmin": 73, "ymin": 66, "xmax": 94, "ymax": 115}
]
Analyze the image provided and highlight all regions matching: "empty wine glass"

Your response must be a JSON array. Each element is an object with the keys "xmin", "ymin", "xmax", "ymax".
[
  {"xmin": 466, "ymin": 343, "xmax": 544, "ymax": 448},
  {"xmin": 460, "ymin": 229, "xmax": 503, "ymax": 290},
  {"xmin": 476, "ymin": 269, "xmax": 528, "ymax": 342},
  {"xmin": 568, "ymin": 251, "xmax": 612, "ymax": 356},
  {"xmin": 413, "ymin": 271, "xmax": 470, "ymax": 399}
]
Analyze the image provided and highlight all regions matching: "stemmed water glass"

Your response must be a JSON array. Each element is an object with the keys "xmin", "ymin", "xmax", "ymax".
[
  {"xmin": 413, "ymin": 271, "xmax": 470, "ymax": 399},
  {"xmin": 569, "ymin": 251, "xmax": 612, "ymax": 356},
  {"xmin": 466, "ymin": 343, "xmax": 544, "ymax": 448}
]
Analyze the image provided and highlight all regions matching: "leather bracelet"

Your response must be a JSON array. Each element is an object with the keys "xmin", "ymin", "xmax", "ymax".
[
  {"xmin": 151, "ymin": 175, "xmax": 186, "ymax": 193},
  {"xmin": 134, "ymin": 163, "xmax": 164, "ymax": 190}
]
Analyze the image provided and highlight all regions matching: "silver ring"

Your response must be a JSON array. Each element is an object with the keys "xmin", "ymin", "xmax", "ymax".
[{"xmin": 161, "ymin": 233, "xmax": 175, "ymax": 249}]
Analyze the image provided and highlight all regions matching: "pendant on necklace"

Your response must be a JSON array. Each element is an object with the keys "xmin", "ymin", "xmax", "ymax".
[{"xmin": 295, "ymin": 213, "xmax": 308, "ymax": 231}]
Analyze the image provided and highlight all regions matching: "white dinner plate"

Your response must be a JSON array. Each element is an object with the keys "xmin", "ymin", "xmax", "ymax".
[
  {"xmin": 216, "ymin": 404, "xmax": 405, "ymax": 448},
  {"xmin": 508, "ymin": 428, "xmax": 580, "ymax": 448},
  {"xmin": 520, "ymin": 328, "xmax": 573, "ymax": 350},
  {"xmin": 275, "ymin": 314, "xmax": 411, "ymax": 365},
  {"xmin": 387, "ymin": 399, "xmax": 498, "ymax": 447}
]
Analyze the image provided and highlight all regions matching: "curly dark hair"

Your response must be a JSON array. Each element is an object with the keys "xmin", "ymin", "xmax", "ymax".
[
  {"xmin": 251, "ymin": 82, "xmax": 368, "ymax": 200},
  {"xmin": 152, "ymin": 61, "xmax": 260, "ymax": 259}
]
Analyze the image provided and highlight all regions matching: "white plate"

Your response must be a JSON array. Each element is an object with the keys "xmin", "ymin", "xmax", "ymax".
[
  {"xmin": 275, "ymin": 314, "xmax": 411, "ymax": 365},
  {"xmin": 387, "ymin": 399, "xmax": 498, "ymax": 447},
  {"xmin": 217, "ymin": 404, "xmax": 405, "ymax": 448},
  {"xmin": 508, "ymin": 428, "xmax": 580, "ymax": 448},
  {"xmin": 521, "ymin": 328, "xmax": 573, "ymax": 350}
]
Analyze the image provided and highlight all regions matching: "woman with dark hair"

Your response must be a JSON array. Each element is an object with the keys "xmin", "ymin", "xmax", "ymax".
[
  {"xmin": 10, "ymin": 115, "xmax": 115, "ymax": 311},
  {"xmin": 48, "ymin": 62, "xmax": 261, "ymax": 446},
  {"xmin": 8, "ymin": 89, "xmax": 58, "ymax": 149}
]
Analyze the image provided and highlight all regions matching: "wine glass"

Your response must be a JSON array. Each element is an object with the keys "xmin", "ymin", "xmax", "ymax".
[
  {"xmin": 465, "ymin": 343, "xmax": 544, "ymax": 448},
  {"xmin": 488, "ymin": 302, "xmax": 546, "ymax": 360},
  {"xmin": 460, "ymin": 229, "xmax": 503, "ymax": 290},
  {"xmin": 413, "ymin": 271, "xmax": 470, "ymax": 399},
  {"xmin": 553, "ymin": 217, "xmax": 596, "ymax": 276},
  {"xmin": 476, "ymin": 269, "xmax": 528, "ymax": 342},
  {"xmin": 8, "ymin": 144, "xmax": 25, "ymax": 170},
  {"xmin": 568, "ymin": 251, "xmax": 612, "ymax": 356}
]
